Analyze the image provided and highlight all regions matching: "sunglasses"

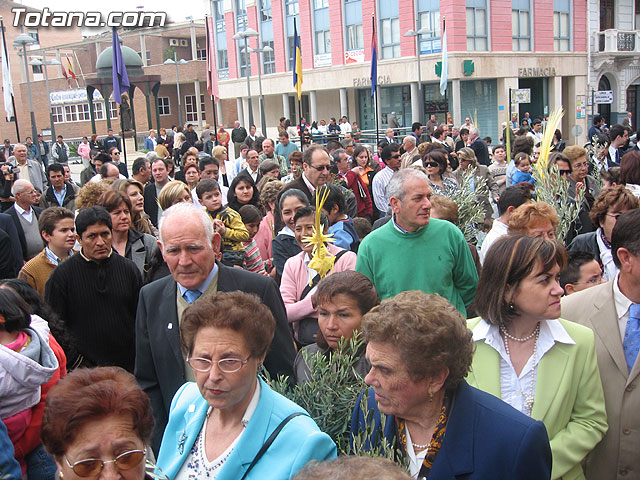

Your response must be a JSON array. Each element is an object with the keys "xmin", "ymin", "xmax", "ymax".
[
  {"xmin": 390, "ymin": 154, "xmax": 401, "ymax": 159},
  {"xmin": 64, "ymin": 450, "xmax": 145, "ymax": 477},
  {"xmin": 113, "ymin": 152, "xmax": 121, "ymax": 155},
  {"xmin": 558, "ymin": 169, "xmax": 571, "ymax": 175},
  {"xmin": 309, "ymin": 164, "xmax": 330, "ymax": 171},
  {"xmin": 425, "ymin": 161, "xmax": 440, "ymax": 168}
]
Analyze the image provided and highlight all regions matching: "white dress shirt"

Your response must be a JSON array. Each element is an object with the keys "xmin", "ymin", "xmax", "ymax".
[
  {"xmin": 14, "ymin": 202, "xmax": 33, "ymax": 222},
  {"xmin": 479, "ymin": 220, "xmax": 509, "ymax": 264},
  {"xmin": 613, "ymin": 273, "xmax": 635, "ymax": 341},
  {"xmin": 371, "ymin": 166, "xmax": 394, "ymax": 213}
]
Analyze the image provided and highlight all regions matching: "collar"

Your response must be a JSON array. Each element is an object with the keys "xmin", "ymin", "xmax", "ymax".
[
  {"xmin": 177, "ymin": 262, "xmax": 218, "ymax": 297},
  {"xmin": 54, "ymin": 183, "xmax": 67, "ymax": 195},
  {"xmin": 302, "ymin": 172, "xmax": 315, "ymax": 194},
  {"xmin": 45, "ymin": 246, "xmax": 72, "ymax": 266},
  {"xmin": 14, "ymin": 203, "xmax": 30, "ymax": 216},
  {"xmin": 79, "ymin": 248, "xmax": 113, "ymax": 263},
  {"xmin": 277, "ymin": 225, "xmax": 295, "ymax": 237},
  {"xmin": 473, "ymin": 318, "xmax": 576, "ymax": 353},
  {"xmin": 391, "ymin": 214, "xmax": 423, "ymax": 234},
  {"xmin": 613, "ymin": 273, "xmax": 634, "ymax": 321}
]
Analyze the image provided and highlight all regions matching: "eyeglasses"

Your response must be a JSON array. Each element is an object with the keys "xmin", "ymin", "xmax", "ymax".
[
  {"xmin": 606, "ymin": 212, "xmax": 623, "ymax": 220},
  {"xmin": 425, "ymin": 161, "xmax": 439, "ymax": 168},
  {"xmin": 113, "ymin": 152, "xmax": 121, "ymax": 155},
  {"xmin": 309, "ymin": 164, "xmax": 330, "ymax": 172},
  {"xmin": 558, "ymin": 169, "xmax": 571, "ymax": 175},
  {"xmin": 390, "ymin": 154, "xmax": 401, "ymax": 159},
  {"xmin": 573, "ymin": 276, "xmax": 604, "ymax": 286},
  {"xmin": 64, "ymin": 450, "xmax": 145, "ymax": 477},
  {"xmin": 187, "ymin": 355, "xmax": 251, "ymax": 373}
]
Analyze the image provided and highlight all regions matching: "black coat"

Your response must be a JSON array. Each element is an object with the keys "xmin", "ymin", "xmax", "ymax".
[
  {"xmin": 470, "ymin": 138, "xmax": 490, "ymax": 166},
  {"xmin": 143, "ymin": 183, "xmax": 160, "ymax": 227},
  {"xmin": 0, "ymin": 212, "xmax": 24, "ymax": 275},
  {"xmin": 6, "ymin": 205, "xmax": 42, "ymax": 261},
  {"xmin": 134, "ymin": 262, "xmax": 296, "ymax": 453}
]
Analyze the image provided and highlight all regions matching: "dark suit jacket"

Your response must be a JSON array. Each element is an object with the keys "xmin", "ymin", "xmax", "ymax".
[
  {"xmin": 351, "ymin": 381, "xmax": 552, "ymax": 479},
  {"xmin": 6, "ymin": 205, "xmax": 43, "ymax": 261},
  {"xmin": 0, "ymin": 212, "xmax": 24, "ymax": 275},
  {"xmin": 470, "ymin": 137, "xmax": 490, "ymax": 166},
  {"xmin": 135, "ymin": 262, "xmax": 296, "ymax": 453},
  {"xmin": 143, "ymin": 183, "xmax": 160, "ymax": 227},
  {"xmin": 0, "ymin": 230, "xmax": 17, "ymax": 279}
]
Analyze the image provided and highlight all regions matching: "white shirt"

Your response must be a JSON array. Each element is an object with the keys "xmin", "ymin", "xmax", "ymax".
[
  {"xmin": 596, "ymin": 227, "xmax": 618, "ymax": 281},
  {"xmin": 479, "ymin": 220, "xmax": 509, "ymax": 264},
  {"xmin": 89, "ymin": 173, "xmax": 127, "ymax": 183},
  {"xmin": 174, "ymin": 381, "xmax": 261, "ymax": 480},
  {"xmin": 405, "ymin": 427, "xmax": 429, "ymax": 478},
  {"xmin": 608, "ymin": 146, "xmax": 619, "ymax": 167},
  {"xmin": 472, "ymin": 318, "xmax": 575, "ymax": 416},
  {"xmin": 372, "ymin": 166, "xmax": 395, "ymax": 213},
  {"xmin": 14, "ymin": 203, "xmax": 33, "ymax": 222},
  {"xmin": 302, "ymin": 172, "xmax": 316, "ymax": 195},
  {"xmin": 245, "ymin": 167, "xmax": 259, "ymax": 183},
  {"xmin": 339, "ymin": 122, "xmax": 352, "ymax": 135},
  {"xmin": 613, "ymin": 273, "xmax": 635, "ymax": 341}
]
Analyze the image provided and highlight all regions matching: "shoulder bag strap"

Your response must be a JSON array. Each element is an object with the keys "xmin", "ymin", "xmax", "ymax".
[
  {"xmin": 299, "ymin": 249, "xmax": 349, "ymax": 300},
  {"xmin": 239, "ymin": 412, "xmax": 308, "ymax": 480}
]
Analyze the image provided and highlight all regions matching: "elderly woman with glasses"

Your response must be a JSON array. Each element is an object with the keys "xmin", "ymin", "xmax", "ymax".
[
  {"xmin": 41, "ymin": 367, "xmax": 155, "ymax": 480},
  {"xmin": 156, "ymin": 291, "xmax": 336, "ymax": 479}
]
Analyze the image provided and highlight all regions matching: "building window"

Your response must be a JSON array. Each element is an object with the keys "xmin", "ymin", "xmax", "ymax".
[
  {"xmin": 93, "ymin": 102, "xmax": 104, "ymax": 121},
  {"xmin": 157, "ymin": 97, "xmax": 171, "ymax": 115},
  {"xmin": 138, "ymin": 50, "xmax": 151, "ymax": 64},
  {"xmin": 236, "ymin": 0, "xmax": 250, "ymax": 77},
  {"xmin": 379, "ymin": 1, "xmax": 400, "ymax": 59},
  {"xmin": 344, "ymin": 0, "xmax": 363, "ymax": 51},
  {"xmin": 466, "ymin": 0, "xmax": 488, "ymax": 51},
  {"xmin": 554, "ymin": 0, "xmax": 570, "ymax": 51},
  {"xmin": 212, "ymin": 0, "xmax": 228, "ymax": 73},
  {"xmin": 260, "ymin": 0, "xmax": 272, "ymax": 21},
  {"xmin": 235, "ymin": 0, "xmax": 248, "ymax": 30},
  {"xmin": 77, "ymin": 103, "xmax": 91, "ymax": 121},
  {"xmin": 28, "ymin": 30, "xmax": 39, "ymax": 44},
  {"xmin": 417, "ymin": 0, "xmax": 441, "ymax": 54},
  {"xmin": 51, "ymin": 106, "xmax": 64, "ymax": 123},
  {"xmin": 110, "ymin": 101, "xmax": 119, "ymax": 120},
  {"xmin": 260, "ymin": 0, "xmax": 275, "ymax": 74},
  {"xmin": 512, "ymin": 0, "xmax": 531, "ymax": 51},
  {"xmin": 314, "ymin": 0, "xmax": 331, "ymax": 55},
  {"xmin": 197, "ymin": 48, "xmax": 207, "ymax": 60},
  {"xmin": 285, "ymin": 0, "xmax": 299, "ymax": 71},
  {"xmin": 64, "ymin": 105, "xmax": 77, "ymax": 122},
  {"xmin": 31, "ymin": 64, "xmax": 43, "ymax": 74},
  {"xmin": 185, "ymin": 94, "xmax": 206, "ymax": 122},
  {"xmin": 262, "ymin": 40, "xmax": 276, "ymax": 74}
]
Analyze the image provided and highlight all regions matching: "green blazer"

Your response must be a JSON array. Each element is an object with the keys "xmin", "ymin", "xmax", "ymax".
[{"xmin": 466, "ymin": 317, "xmax": 608, "ymax": 480}]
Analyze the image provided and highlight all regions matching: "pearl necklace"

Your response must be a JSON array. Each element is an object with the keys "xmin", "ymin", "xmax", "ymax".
[
  {"xmin": 412, "ymin": 442, "xmax": 429, "ymax": 451},
  {"xmin": 501, "ymin": 322, "xmax": 540, "ymax": 415}
]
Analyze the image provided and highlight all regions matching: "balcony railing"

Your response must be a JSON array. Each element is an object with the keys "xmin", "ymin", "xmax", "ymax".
[{"xmin": 596, "ymin": 29, "xmax": 639, "ymax": 53}]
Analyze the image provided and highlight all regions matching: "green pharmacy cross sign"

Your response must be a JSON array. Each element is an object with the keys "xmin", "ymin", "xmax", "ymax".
[{"xmin": 436, "ymin": 60, "xmax": 475, "ymax": 77}]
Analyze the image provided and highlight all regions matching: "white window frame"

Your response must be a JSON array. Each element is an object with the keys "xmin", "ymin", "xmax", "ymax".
[{"xmin": 158, "ymin": 97, "xmax": 171, "ymax": 115}]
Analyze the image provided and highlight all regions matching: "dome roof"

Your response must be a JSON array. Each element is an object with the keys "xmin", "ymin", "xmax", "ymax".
[{"xmin": 96, "ymin": 45, "xmax": 144, "ymax": 70}]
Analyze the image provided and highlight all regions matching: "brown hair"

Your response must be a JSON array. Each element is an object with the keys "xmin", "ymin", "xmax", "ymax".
[
  {"xmin": 180, "ymin": 291, "xmax": 275, "ymax": 359},
  {"xmin": 314, "ymin": 271, "xmax": 379, "ymax": 317},
  {"xmin": 589, "ymin": 185, "xmax": 639, "ymax": 228},
  {"xmin": 114, "ymin": 179, "xmax": 152, "ymax": 235},
  {"xmin": 429, "ymin": 195, "xmax": 459, "ymax": 223},
  {"xmin": 362, "ymin": 291, "xmax": 473, "ymax": 389},
  {"xmin": 293, "ymin": 456, "xmax": 411, "ymax": 480},
  {"xmin": 38, "ymin": 206, "xmax": 74, "ymax": 237},
  {"xmin": 620, "ymin": 149, "xmax": 640, "ymax": 185},
  {"xmin": 97, "ymin": 190, "xmax": 132, "ymax": 213},
  {"xmin": 259, "ymin": 180, "xmax": 284, "ymax": 213},
  {"xmin": 41, "ymin": 367, "xmax": 153, "ymax": 458},
  {"xmin": 476, "ymin": 235, "xmax": 567, "ymax": 326},
  {"xmin": 76, "ymin": 182, "xmax": 110, "ymax": 210},
  {"xmin": 562, "ymin": 145, "xmax": 587, "ymax": 164},
  {"xmin": 508, "ymin": 202, "xmax": 559, "ymax": 235}
]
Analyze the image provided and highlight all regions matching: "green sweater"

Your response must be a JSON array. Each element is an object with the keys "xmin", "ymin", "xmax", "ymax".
[{"xmin": 355, "ymin": 218, "xmax": 478, "ymax": 315}]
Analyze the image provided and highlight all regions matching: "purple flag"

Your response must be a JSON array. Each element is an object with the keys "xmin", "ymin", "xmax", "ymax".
[{"xmin": 112, "ymin": 27, "xmax": 130, "ymax": 103}]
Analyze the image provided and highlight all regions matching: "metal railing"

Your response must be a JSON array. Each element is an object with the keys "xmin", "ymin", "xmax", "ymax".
[{"xmin": 595, "ymin": 29, "xmax": 639, "ymax": 53}]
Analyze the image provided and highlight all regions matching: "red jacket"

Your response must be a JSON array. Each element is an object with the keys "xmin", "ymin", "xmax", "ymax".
[{"xmin": 339, "ymin": 170, "xmax": 373, "ymax": 219}]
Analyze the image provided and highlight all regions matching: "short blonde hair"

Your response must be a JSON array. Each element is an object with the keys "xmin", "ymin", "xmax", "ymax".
[
  {"xmin": 563, "ymin": 145, "xmax": 587, "ymax": 164},
  {"xmin": 211, "ymin": 145, "xmax": 227, "ymax": 160},
  {"xmin": 508, "ymin": 202, "xmax": 559, "ymax": 235},
  {"xmin": 158, "ymin": 180, "xmax": 191, "ymax": 210},
  {"xmin": 457, "ymin": 147, "xmax": 477, "ymax": 166}
]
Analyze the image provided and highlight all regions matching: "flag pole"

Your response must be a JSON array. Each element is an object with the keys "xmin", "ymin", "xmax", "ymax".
[
  {"xmin": 10, "ymin": 94, "xmax": 19, "ymax": 142},
  {"xmin": 370, "ymin": 13, "xmax": 379, "ymax": 146},
  {"xmin": 375, "ymin": 87, "xmax": 379, "ymax": 147},
  {"xmin": 0, "ymin": 18, "xmax": 19, "ymax": 142}
]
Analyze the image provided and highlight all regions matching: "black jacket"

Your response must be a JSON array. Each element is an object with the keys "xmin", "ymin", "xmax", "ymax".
[
  {"xmin": 143, "ymin": 183, "xmax": 160, "ymax": 227},
  {"xmin": 6, "ymin": 205, "xmax": 43, "ymax": 261},
  {"xmin": 134, "ymin": 262, "xmax": 296, "ymax": 453}
]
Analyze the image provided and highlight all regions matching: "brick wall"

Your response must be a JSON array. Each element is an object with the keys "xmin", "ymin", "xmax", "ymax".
[
  {"xmin": 440, "ymin": 0, "xmax": 467, "ymax": 52},
  {"xmin": 534, "ymin": 0, "xmax": 554, "ymax": 51},
  {"xmin": 399, "ymin": 0, "xmax": 416, "ymax": 57},
  {"xmin": 491, "ymin": 0, "xmax": 513, "ymax": 51},
  {"xmin": 329, "ymin": 0, "xmax": 345, "ymax": 65},
  {"xmin": 573, "ymin": 0, "xmax": 587, "ymax": 52},
  {"xmin": 272, "ymin": 0, "xmax": 288, "ymax": 73}
]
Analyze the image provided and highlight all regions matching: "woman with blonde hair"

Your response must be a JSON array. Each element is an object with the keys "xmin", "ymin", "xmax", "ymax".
[
  {"xmin": 113, "ymin": 178, "xmax": 155, "ymax": 236},
  {"xmin": 212, "ymin": 145, "xmax": 233, "ymax": 187},
  {"xmin": 157, "ymin": 180, "xmax": 193, "ymax": 211}
]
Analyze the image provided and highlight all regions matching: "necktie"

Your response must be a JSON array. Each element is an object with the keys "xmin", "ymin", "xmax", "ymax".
[
  {"xmin": 183, "ymin": 289, "xmax": 202, "ymax": 304},
  {"xmin": 622, "ymin": 304, "xmax": 640, "ymax": 372}
]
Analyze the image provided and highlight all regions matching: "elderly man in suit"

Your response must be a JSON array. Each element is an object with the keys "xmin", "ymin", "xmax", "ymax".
[
  {"xmin": 7, "ymin": 179, "xmax": 43, "ymax": 261},
  {"xmin": 135, "ymin": 202, "xmax": 296, "ymax": 453},
  {"xmin": 9, "ymin": 143, "xmax": 47, "ymax": 194},
  {"xmin": 562, "ymin": 208, "xmax": 640, "ymax": 479}
]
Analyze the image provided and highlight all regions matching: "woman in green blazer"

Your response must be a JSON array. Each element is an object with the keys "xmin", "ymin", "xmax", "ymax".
[{"xmin": 468, "ymin": 235, "xmax": 607, "ymax": 480}]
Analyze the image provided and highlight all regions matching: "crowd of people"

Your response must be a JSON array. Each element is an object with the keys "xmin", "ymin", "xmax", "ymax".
[{"xmin": 0, "ymin": 110, "xmax": 640, "ymax": 480}]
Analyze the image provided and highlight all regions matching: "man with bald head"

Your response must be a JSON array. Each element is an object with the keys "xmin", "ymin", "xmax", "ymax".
[
  {"xmin": 9, "ymin": 143, "xmax": 47, "ymax": 194},
  {"xmin": 135, "ymin": 202, "xmax": 295, "ymax": 453},
  {"xmin": 6, "ymin": 179, "xmax": 43, "ymax": 261}
]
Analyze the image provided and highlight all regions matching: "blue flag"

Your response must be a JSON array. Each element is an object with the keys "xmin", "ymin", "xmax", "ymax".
[
  {"xmin": 370, "ymin": 16, "xmax": 377, "ymax": 97},
  {"xmin": 112, "ymin": 28, "xmax": 130, "ymax": 104}
]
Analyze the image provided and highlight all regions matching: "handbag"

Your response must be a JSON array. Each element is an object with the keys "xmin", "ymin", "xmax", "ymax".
[{"xmin": 239, "ymin": 412, "xmax": 308, "ymax": 480}]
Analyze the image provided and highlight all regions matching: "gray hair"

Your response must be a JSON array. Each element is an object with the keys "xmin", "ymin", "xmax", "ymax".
[
  {"xmin": 469, "ymin": 127, "xmax": 479, "ymax": 137},
  {"xmin": 158, "ymin": 202, "xmax": 214, "ymax": 245},
  {"xmin": 145, "ymin": 151, "xmax": 160, "ymax": 162},
  {"xmin": 331, "ymin": 148, "xmax": 347, "ymax": 163},
  {"xmin": 403, "ymin": 135, "xmax": 417, "ymax": 146},
  {"xmin": 386, "ymin": 169, "xmax": 428, "ymax": 202},
  {"xmin": 11, "ymin": 178, "xmax": 33, "ymax": 196}
]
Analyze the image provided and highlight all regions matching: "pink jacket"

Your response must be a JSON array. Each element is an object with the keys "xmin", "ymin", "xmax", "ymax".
[
  {"xmin": 77, "ymin": 142, "xmax": 91, "ymax": 160},
  {"xmin": 280, "ymin": 243, "xmax": 356, "ymax": 323},
  {"xmin": 254, "ymin": 211, "xmax": 274, "ymax": 269}
]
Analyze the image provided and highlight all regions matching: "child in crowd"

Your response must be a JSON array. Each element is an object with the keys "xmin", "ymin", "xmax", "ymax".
[
  {"xmin": 196, "ymin": 178, "xmax": 249, "ymax": 266},
  {"xmin": 559, "ymin": 251, "xmax": 604, "ymax": 295},
  {"xmin": 238, "ymin": 205, "xmax": 267, "ymax": 275},
  {"xmin": 0, "ymin": 288, "xmax": 58, "ymax": 474},
  {"xmin": 315, "ymin": 184, "xmax": 359, "ymax": 252},
  {"xmin": 512, "ymin": 152, "xmax": 535, "ymax": 186},
  {"xmin": 352, "ymin": 217, "xmax": 372, "ymax": 242}
]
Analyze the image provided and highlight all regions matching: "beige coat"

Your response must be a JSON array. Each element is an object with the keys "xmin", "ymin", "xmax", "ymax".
[{"xmin": 561, "ymin": 280, "xmax": 640, "ymax": 480}]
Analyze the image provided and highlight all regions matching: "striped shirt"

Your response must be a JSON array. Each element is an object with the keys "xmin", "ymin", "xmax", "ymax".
[{"xmin": 242, "ymin": 238, "xmax": 266, "ymax": 274}]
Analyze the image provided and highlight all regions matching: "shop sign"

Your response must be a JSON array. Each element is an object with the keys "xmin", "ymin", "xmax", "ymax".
[
  {"xmin": 353, "ymin": 75, "xmax": 391, "ymax": 87},
  {"xmin": 518, "ymin": 67, "xmax": 556, "ymax": 78},
  {"xmin": 511, "ymin": 88, "xmax": 531, "ymax": 104},
  {"xmin": 50, "ymin": 88, "xmax": 104, "ymax": 105},
  {"xmin": 594, "ymin": 90, "xmax": 614, "ymax": 104},
  {"xmin": 314, "ymin": 53, "xmax": 332, "ymax": 68},
  {"xmin": 345, "ymin": 49, "xmax": 364, "ymax": 64}
]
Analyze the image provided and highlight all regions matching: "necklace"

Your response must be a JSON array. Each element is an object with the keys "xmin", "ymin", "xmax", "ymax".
[
  {"xmin": 500, "ymin": 323, "xmax": 539, "ymax": 342},
  {"xmin": 502, "ymin": 322, "xmax": 540, "ymax": 415},
  {"xmin": 412, "ymin": 442, "xmax": 429, "ymax": 451}
]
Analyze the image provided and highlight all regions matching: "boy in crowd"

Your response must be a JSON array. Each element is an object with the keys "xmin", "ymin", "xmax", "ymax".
[
  {"xmin": 238, "ymin": 205, "xmax": 267, "ymax": 275},
  {"xmin": 559, "ymin": 251, "xmax": 604, "ymax": 295},
  {"xmin": 18, "ymin": 207, "xmax": 76, "ymax": 297},
  {"xmin": 315, "ymin": 184, "xmax": 358, "ymax": 252},
  {"xmin": 196, "ymin": 178, "xmax": 248, "ymax": 266}
]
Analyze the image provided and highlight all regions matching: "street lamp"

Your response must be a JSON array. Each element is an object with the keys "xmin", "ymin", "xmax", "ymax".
[
  {"xmin": 29, "ymin": 56, "xmax": 61, "ymax": 143},
  {"xmin": 245, "ymin": 45, "xmax": 273, "ymax": 137},
  {"xmin": 13, "ymin": 33, "xmax": 39, "ymax": 153},
  {"xmin": 232, "ymin": 28, "xmax": 259, "ymax": 128},
  {"xmin": 404, "ymin": 27, "xmax": 431, "ymax": 125},
  {"xmin": 164, "ymin": 53, "xmax": 188, "ymax": 127}
]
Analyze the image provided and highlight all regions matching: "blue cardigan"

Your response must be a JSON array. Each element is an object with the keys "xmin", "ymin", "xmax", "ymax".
[
  {"xmin": 350, "ymin": 380, "xmax": 552, "ymax": 479},
  {"xmin": 157, "ymin": 378, "xmax": 337, "ymax": 479}
]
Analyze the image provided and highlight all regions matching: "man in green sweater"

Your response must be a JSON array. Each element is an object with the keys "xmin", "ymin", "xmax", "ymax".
[{"xmin": 356, "ymin": 169, "xmax": 478, "ymax": 315}]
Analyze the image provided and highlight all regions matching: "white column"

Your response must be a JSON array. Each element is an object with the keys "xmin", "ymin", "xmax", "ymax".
[
  {"xmin": 340, "ymin": 88, "xmax": 348, "ymax": 118},
  {"xmin": 549, "ymin": 76, "xmax": 563, "ymax": 115},
  {"xmin": 310, "ymin": 90, "xmax": 318, "ymax": 123},
  {"xmin": 243, "ymin": 98, "xmax": 250, "ymax": 128},
  {"xmin": 194, "ymin": 81, "xmax": 203, "ymax": 128},
  {"xmin": 216, "ymin": 101, "xmax": 224, "ymax": 128},
  {"xmin": 453, "ymin": 79, "xmax": 462, "ymax": 128},
  {"xmin": 282, "ymin": 93, "xmax": 290, "ymax": 120},
  {"xmin": 190, "ymin": 23, "xmax": 198, "ymax": 60},
  {"xmin": 410, "ymin": 83, "xmax": 420, "ymax": 124},
  {"xmin": 236, "ymin": 98, "xmax": 244, "ymax": 125},
  {"xmin": 497, "ymin": 77, "xmax": 519, "ymax": 131}
]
